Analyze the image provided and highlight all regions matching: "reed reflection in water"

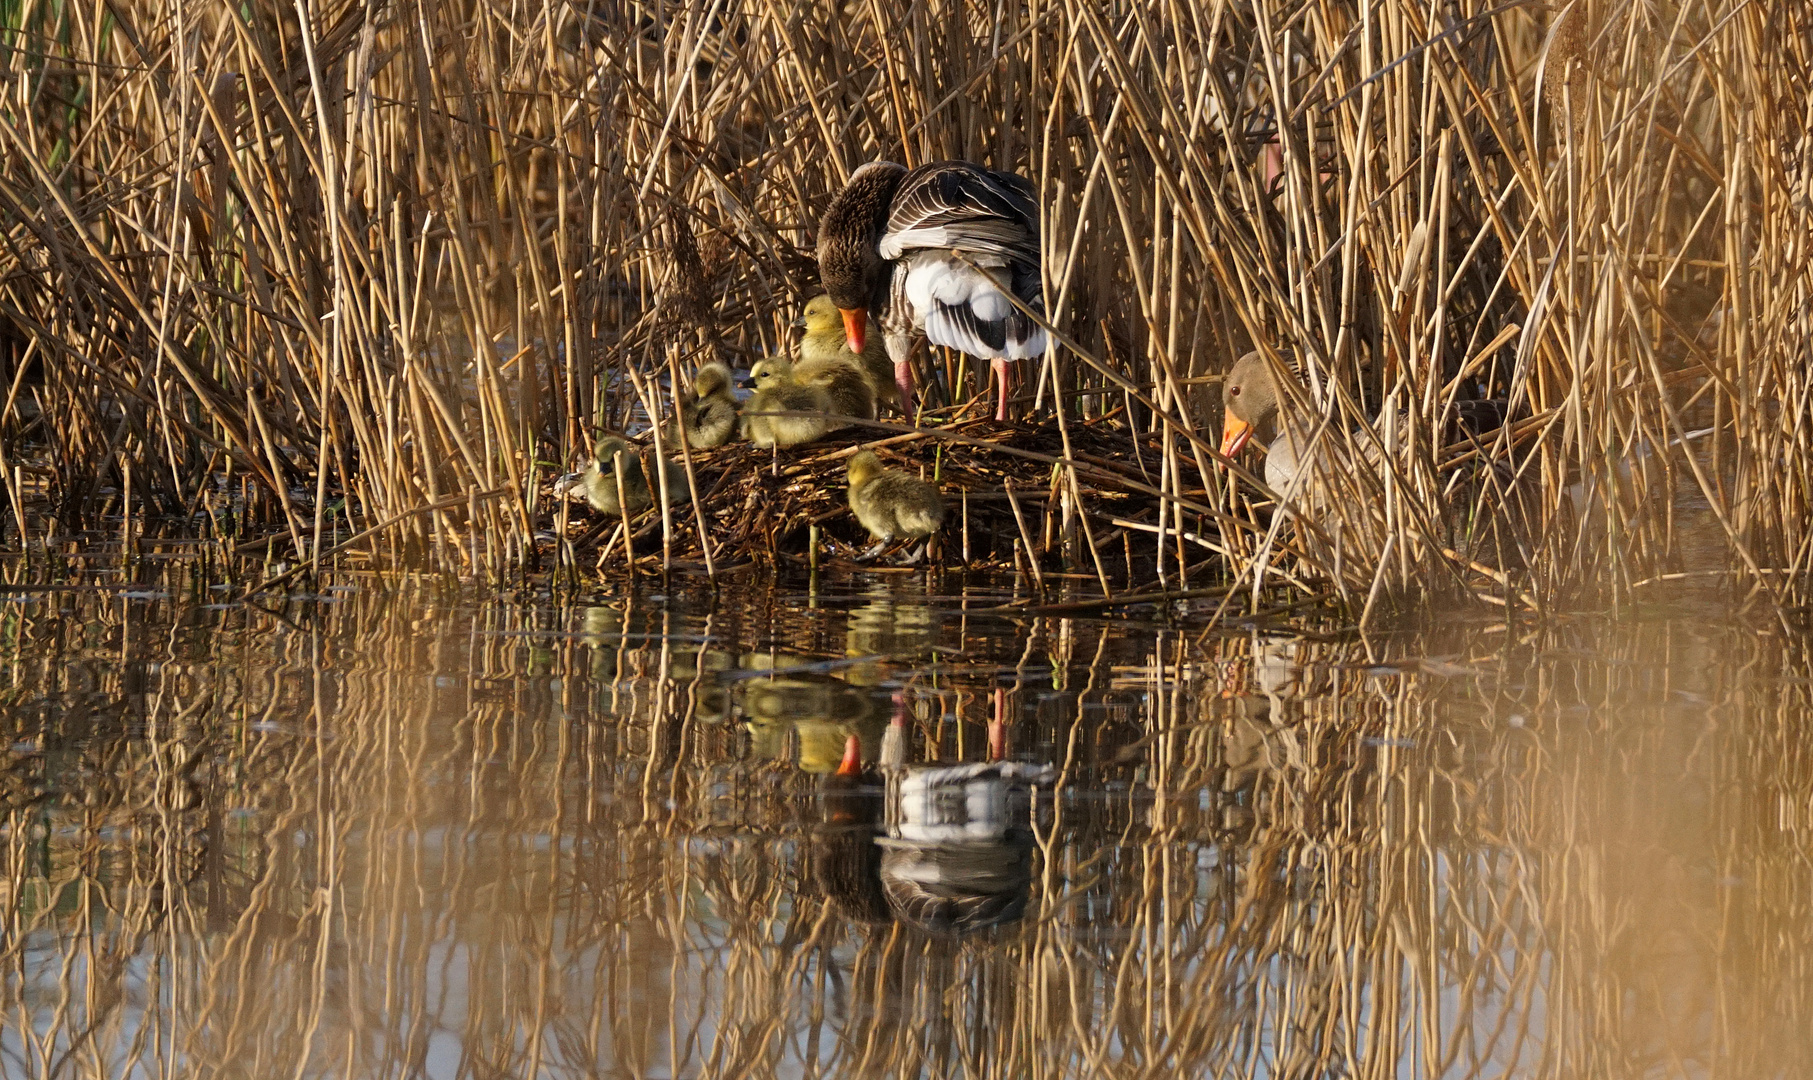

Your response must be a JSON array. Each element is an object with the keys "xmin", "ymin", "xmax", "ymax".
[{"xmin": 0, "ymin": 577, "xmax": 1806, "ymax": 1078}]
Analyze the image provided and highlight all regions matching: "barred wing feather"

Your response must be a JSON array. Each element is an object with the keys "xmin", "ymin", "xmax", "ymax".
[
  {"xmin": 878, "ymin": 162, "xmax": 1040, "ymax": 265},
  {"xmin": 882, "ymin": 162, "xmax": 1047, "ymax": 361}
]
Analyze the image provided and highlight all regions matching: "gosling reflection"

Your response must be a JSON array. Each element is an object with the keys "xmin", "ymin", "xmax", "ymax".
[
  {"xmin": 843, "ymin": 591, "xmax": 937, "ymax": 690},
  {"xmin": 814, "ymin": 720, "xmax": 1055, "ymax": 935},
  {"xmin": 735, "ymin": 656, "xmax": 887, "ymax": 772}
]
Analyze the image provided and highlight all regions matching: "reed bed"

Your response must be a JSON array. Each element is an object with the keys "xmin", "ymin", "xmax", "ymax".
[
  {"xmin": 0, "ymin": 577, "xmax": 1805, "ymax": 1077},
  {"xmin": 0, "ymin": 0, "xmax": 1807, "ymax": 614}
]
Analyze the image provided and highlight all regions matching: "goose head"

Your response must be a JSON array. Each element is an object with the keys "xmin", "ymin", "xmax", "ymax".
[
  {"xmin": 1218, "ymin": 351, "xmax": 1284, "ymax": 459},
  {"xmin": 817, "ymin": 162, "xmax": 908, "ymax": 352},
  {"xmin": 845, "ymin": 449, "xmax": 884, "ymax": 489},
  {"xmin": 793, "ymin": 293, "xmax": 839, "ymax": 332}
]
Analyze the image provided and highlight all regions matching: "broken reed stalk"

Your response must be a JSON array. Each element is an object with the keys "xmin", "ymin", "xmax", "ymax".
[
  {"xmin": 1003, "ymin": 478, "xmax": 1045, "ymax": 595},
  {"xmin": 0, "ymin": 0, "xmax": 1805, "ymax": 614}
]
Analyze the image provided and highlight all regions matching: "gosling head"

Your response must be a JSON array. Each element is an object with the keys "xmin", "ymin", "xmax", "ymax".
[
  {"xmin": 593, "ymin": 434, "xmax": 633, "ymax": 464},
  {"xmin": 747, "ymin": 356, "xmax": 796, "ymax": 389},
  {"xmin": 793, "ymin": 293, "xmax": 840, "ymax": 332},
  {"xmin": 818, "ymin": 161, "xmax": 908, "ymax": 353},
  {"xmin": 693, "ymin": 361, "xmax": 731, "ymax": 397},
  {"xmin": 845, "ymin": 449, "xmax": 883, "ymax": 487},
  {"xmin": 1219, "ymin": 351, "xmax": 1284, "ymax": 459}
]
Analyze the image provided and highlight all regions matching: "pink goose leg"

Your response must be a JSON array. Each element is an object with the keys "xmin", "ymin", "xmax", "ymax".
[
  {"xmin": 885, "ymin": 332, "xmax": 917, "ymax": 418},
  {"xmin": 992, "ymin": 358, "xmax": 1015, "ymax": 422},
  {"xmin": 895, "ymin": 360, "xmax": 916, "ymax": 419}
]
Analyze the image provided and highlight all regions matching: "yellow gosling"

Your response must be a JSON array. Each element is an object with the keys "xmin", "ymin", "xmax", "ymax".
[
  {"xmin": 681, "ymin": 361, "xmax": 737, "ymax": 448},
  {"xmin": 767, "ymin": 354, "xmax": 874, "ymax": 422},
  {"xmin": 845, "ymin": 450, "xmax": 946, "ymax": 562},
  {"xmin": 795, "ymin": 294, "xmax": 901, "ymax": 415},
  {"xmin": 561, "ymin": 435, "xmax": 693, "ymax": 516},
  {"xmin": 741, "ymin": 357, "xmax": 843, "ymax": 447}
]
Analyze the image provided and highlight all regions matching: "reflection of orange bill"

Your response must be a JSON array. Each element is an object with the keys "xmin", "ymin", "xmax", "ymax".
[
  {"xmin": 1220, "ymin": 412, "xmax": 1255, "ymax": 458},
  {"xmin": 840, "ymin": 308, "xmax": 867, "ymax": 353},
  {"xmin": 837, "ymin": 733, "xmax": 863, "ymax": 776}
]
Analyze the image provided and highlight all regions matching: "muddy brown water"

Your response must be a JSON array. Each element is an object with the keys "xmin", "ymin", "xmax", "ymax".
[{"xmin": 0, "ymin": 569, "xmax": 1807, "ymax": 1078}]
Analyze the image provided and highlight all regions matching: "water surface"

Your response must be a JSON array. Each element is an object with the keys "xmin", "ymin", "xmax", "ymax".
[{"xmin": 0, "ymin": 572, "xmax": 1807, "ymax": 1078}]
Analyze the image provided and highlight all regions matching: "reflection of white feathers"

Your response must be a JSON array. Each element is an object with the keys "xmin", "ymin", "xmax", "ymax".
[
  {"xmin": 891, "ymin": 761, "xmax": 1056, "ymax": 843},
  {"xmin": 876, "ymin": 758, "xmax": 1055, "ymax": 933}
]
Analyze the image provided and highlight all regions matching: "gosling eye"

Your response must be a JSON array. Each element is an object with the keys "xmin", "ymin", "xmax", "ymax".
[{"xmin": 1229, "ymin": 386, "xmax": 1241, "ymax": 398}]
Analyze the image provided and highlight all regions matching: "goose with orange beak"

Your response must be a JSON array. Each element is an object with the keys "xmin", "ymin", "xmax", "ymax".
[
  {"xmin": 1218, "ymin": 351, "xmax": 1301, "ymax": 493},
  {"xmin": 1218, "ymin": 349, "xmax": 1514, "ymax": 501},
  {"xmin": 817, "ymin": 161, "xmax": 1046, "ymax": 420}
]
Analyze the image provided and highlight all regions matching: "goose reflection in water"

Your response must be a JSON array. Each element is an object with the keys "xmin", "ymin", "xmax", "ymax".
[{"xmin": 816, "ymin": 721, "xmax": 1055, "ymax": 935}]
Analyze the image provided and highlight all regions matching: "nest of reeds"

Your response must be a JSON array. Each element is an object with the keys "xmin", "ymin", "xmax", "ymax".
[{"xmin": 551, "ymin": 418, "xmax": 1164, "ymax": 572}]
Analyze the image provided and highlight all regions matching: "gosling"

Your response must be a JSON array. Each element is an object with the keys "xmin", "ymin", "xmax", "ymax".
[
  {"xmin": 560, "ymin": 435, "xmax": 692, "ymax": 516},
  {"xmin": 795, "ymin": 294, "xmax": 901, "ymax": 415},
  {"xmin": 741, "ymin": 357, "xmax": 846, "ymax": 448},
  {"xmin": 681, "ymin": 361, "xmax": 737, "ymax": 448},
  {"xmin": 779, "ymin": 353, "xmax": 876, "ymax": 422},
  {"xmin": 845, "ymin": 450, "xmax": 946, "ymax": 562}
]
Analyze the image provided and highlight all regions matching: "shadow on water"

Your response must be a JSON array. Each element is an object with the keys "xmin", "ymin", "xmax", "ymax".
[{"xmin": 0, "ymin": 568, "xmax": 1807, "ymax": 1078}]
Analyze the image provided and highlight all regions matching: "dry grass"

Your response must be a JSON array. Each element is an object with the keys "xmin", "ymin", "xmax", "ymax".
[
  {"xmin": 0, "ymin": 576, "xmax": 1805, "ymax": 1076},
  {"xmin": 0, "ymin": 0, "xmax": 1807, "ymax": 615}
]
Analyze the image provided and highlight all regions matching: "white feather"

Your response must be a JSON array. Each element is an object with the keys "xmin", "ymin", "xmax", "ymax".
[
  {"xmin": 1003, "ymin": 327, "xmax": 1047, "ymax": 360},
  {"xmin": 923, "ymin": 308, "xmax": 995, "ymax": 357},
  {"xmin": 878, "ymin": 227, "xmax": 951, "ymax": 260},
  {"xmin": 903, "ymin": 255, "xmax": 995, "ymax": 316},
  {"xmin": 932, "ymin": 264, "xmax": 982, "ymax": 307},
  {"xmin": 902, "ymin": 258, "xmax": 943, "ymax": 316},
  {"xmin": 898, "ymin": 251, "xmax": 1047, "ymax": 361},
  {"xmin": 970, "ymin": 289, "xmax": 1010, "ymax": 323}
]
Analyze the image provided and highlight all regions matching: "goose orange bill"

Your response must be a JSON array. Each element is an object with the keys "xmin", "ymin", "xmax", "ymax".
[
  {"xmin": 840, "ymin": 307, "xmax": 867, "ymax": 353},
  {"xmin": 836, "ymin": 734, "xmax": 863, "ymax": 776},
  {"xmin": 1220, "ymin": 412, "xmax": 1255, "ymax": 459}
]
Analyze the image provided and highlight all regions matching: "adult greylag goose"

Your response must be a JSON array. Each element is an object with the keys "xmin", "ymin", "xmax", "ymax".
[
  {"xmin": 1218, "ymin": 350, "xmax": 1508, "ymax": 496},
  {"xmin": 818, "ymin": 161, "xmax": 1046, "ymax": 420}
]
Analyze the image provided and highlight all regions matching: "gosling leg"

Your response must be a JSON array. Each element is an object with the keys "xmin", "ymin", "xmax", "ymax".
[{"xmin": 859, "ymin": 541, "xmax": 889, "ymax": 561}]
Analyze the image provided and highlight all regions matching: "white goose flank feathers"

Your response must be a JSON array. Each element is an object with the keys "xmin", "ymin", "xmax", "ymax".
[{"xmin": 877, "ymin": 162, "xmax": 1046, "ymax": 361}]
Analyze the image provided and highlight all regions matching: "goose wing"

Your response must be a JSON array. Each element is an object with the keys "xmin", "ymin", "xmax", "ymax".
[
  {"xmin": 877, "ymin": 161, "xmax": 1040, "ymax": 267},
  {"xmin": 880, "ymin": 162, "xmax": 1047, "ymax": 361}
]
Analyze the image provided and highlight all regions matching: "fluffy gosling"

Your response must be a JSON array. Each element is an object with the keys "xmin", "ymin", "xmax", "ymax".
[
  {"xmin": 741, "ymin": 357, "xmax": 844, "ymax": 447},
  {"xmin": 775, "ymin": 354, "xmax": 875, "ymax": 421},
  {"xmin": 559, "ymin": 435, "xmax": 692, "ymax": 516},
  {"xmin": 795, "ymin": 294, "xmax": 901, "ymax": 415},
  {"xmin": 845, "ymin": 450, "xmax": 946, "ymax": 562},
  {"xmin": 681, "ymin": 361, "xmax": 737, "ymax": 448}
]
